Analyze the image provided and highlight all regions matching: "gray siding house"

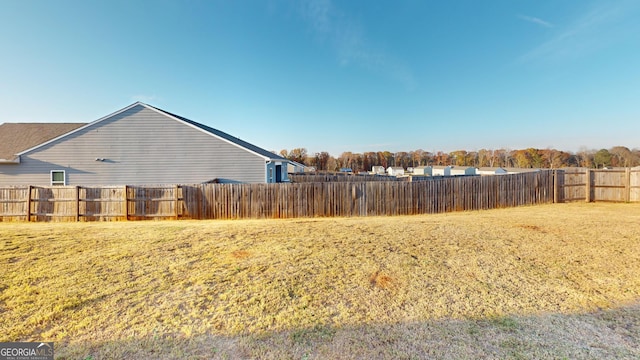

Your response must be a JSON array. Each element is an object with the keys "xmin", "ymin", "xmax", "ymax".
[{"xmin": 0, "ymin": 102, "xmax": 289, "ymax": 185}]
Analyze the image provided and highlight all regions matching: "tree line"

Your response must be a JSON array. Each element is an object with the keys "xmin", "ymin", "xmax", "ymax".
[{"xmin": 278, "ymin": 146, "xmax": 640, "ymax": 173}]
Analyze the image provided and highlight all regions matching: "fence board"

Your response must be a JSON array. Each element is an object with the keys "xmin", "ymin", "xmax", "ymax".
[{"xmin": 632, "ymin": 170, "xmax": 640, "ymax": 202}]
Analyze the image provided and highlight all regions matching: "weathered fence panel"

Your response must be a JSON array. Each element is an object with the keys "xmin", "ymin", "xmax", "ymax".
[
  {"xmin": 592, "ymin": 170, "xmax": 626, "ymax": 202},
  {"xmin": 559, "ymin": 168, "xmax": 639, "ymax": 203},
  {"xmin": 0, "ymin": 186, "xmax": 30, "ymax": 221},
  {"xmin": 80, "ymin": 186, "xmax": 126, "ymax": 221},
  {"xmin": 30, "ymin": 186, "xmax": 77, "ymax": 222},
  {"xmin": 127, "ymin": 185, "xmax": 180, "ymax": 220},
  {"xmin": 561, "ymin": 169, "xmax": 586, "ymax": 202}
]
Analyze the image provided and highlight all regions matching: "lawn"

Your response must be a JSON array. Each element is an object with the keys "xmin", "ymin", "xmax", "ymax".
[{"xmin": 1, "ymin": 202, "xmax": 639, "ymax": 359}]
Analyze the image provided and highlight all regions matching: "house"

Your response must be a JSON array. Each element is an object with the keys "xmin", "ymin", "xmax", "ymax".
[
  {"xmin": 450, "ymin": 166, "xmax": 477, "ymax": 176},
  {"xmin": 0, "ymin": 102, "xmax": 289, "ymax": 185},
  {"xmin": 387, "ymin": 167, "xmax": 405, "ymax": 176},
  {"xmin": 431, "ymin": 165, "xmax": 452, "ymax": 176},
  {"xmin": 371, "ymin": 166, "xmax": 386, "ymax": 175},
  {"xmin": 412, "ymin": 166, "xmax": 432, "ymax": 176},
  {"xmin": 288, "ymin": 160, "xmax": 314, "ymax": 174},
  {"xmin": 476, "ymin": 167, "xmax": 508, "ymax": 175}
]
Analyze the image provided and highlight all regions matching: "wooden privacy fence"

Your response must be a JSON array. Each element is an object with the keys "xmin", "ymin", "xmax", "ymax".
[
  {"xmin": 557, "ymin": 168, "xmax": 640, "ymax": 202},
  {"xmin": 0, "ymin": 171, "xmax": 554, "ymax": 222},
  {"xmin": 0, "ymin": 185, "xmax": 180, "ymax": 222},
  {"xmin": 289, "ymin": 173, "xmax": 401, "ymax": 182}
]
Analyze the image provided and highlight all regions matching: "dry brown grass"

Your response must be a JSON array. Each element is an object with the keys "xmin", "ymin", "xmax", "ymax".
[{"xmin": 1, "ymin": 202, "xmax": 639, "ymax": 359}]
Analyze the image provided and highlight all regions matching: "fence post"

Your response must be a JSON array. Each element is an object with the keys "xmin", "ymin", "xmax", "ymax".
[
  {"xmin": 26, "ymin": 185, "xmax": 32, "ymax": 222},
  {"xmin": 123, "ymin": 185, "xmax": 128, "ymax": 220},
  {"xmin": 553, "ymin": 170, "xmax": 563, "ymax": 203},
  {"xmin": 200, "ymin": 184, "xmax": 205, "ymax": 220},
  {"xmin": 553, "ymin": 170, "xmax": 558, "ymax": 203},
  {"xmin": 585, "ymin": 169, "xmax": 591, "ymax": 203},
  {"xmin": 175, "ymin": 184, "xmax": 180, "ymax": 220},
  {"xmin": 625, "ymin": 167, "xmax": 631, "ymax": 203},
  {"xmin": 75, "ymin": 186, "xmax": 80, "ymax": 222}
]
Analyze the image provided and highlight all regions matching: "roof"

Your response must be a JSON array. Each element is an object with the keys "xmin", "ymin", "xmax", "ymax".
[
  {"xmin": 288, "ymin": 160, "xmax": 307, "ymax": 168},
  {"xmin": 477, "ymin": 167, "xmax": 507, "ymax": 172},
  {"xmin": 0, "ymin": 123, "xmax": 86, "ymax": 160}
]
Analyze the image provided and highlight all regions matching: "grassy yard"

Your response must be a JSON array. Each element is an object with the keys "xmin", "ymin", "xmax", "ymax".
[{"xmin": 1, "ymin": 202, "xmax": 639, "ymax": 359}]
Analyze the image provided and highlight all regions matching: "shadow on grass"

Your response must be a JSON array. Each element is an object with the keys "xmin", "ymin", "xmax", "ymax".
[{"xmin": 56, "ymin": 302, "xmax": 640, "ymax": 359}]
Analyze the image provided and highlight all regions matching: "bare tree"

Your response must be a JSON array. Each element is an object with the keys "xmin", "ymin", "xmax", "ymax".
[
  {"xmin": 286, "ymin": 148, "xmax": 308, "ymax": 164},
  {"xmin": 314, "ymin": 152, "xmax": 331, "ymax": 171},
  {"xmin": 609, "ymin": 146, "xmax": 633, "ymax": 167},
  {"xmin": 577, "ymin": 147, "xmax": 594, "ymax": 168}
]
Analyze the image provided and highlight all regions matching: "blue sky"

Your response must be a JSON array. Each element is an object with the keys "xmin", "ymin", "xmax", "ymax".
[{"xmin": 1, "ymin": 0, "xmax": 639, "ymax": 156}]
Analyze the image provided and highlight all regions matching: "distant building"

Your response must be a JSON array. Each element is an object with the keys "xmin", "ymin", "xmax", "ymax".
[
  {"xmin": 450, "ymin": 166, "xmax": 477, "ymax": 176},
  {"xmin": 431, "ymin": 166, "xmax": 452, "ymax": 176},
  {"xmin": 476, "ymin": 167, "xmax": 508, "ymax": 175},
  {"xmin": 371, "ymin": 166, "xmax": 386, "ymax": 175},
  {"xmin": 412, "ymin": 166, "xmax": 432, "ymax": 176},
  {"xmin": 504, "ymin": 167, "xmax": 541, "ymax": 174},
  {"xmin": 387, "ymin": 167, "xmax": 405, "ymax": 176},
  {"xmin": 288, "ymin": 161, "xmax": 315, "ymax": 174}
]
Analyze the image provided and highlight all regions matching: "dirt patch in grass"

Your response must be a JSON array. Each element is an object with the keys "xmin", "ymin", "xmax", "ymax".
[
  {"xmin": 518, "ymin": 224, "xmax": 546, "ymax": 233},
  {"xmin": 1, "ymin": 202, "xmax": 639, "ymax": 359},
  {"xmin": 369, "ymin": 270, "xmax": 396, "ymax": 290},
  {"xmin": 230, "ymin": 250, "xmax": 252, "ymax": 259}
]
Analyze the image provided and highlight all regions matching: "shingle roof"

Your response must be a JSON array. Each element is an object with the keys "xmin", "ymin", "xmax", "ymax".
[
  {"xmin": 0, "ymin": 123, "xmax": 86, "ymax": 160},
  {"xmin": 146, "ymin": 104, "xmax": 287, "ymax": 161}
]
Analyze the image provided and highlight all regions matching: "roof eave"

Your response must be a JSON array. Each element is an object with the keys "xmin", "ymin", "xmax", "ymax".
[{"xmin": 0, "ymin": 155, "xmax": 20, "ymax": 164}]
